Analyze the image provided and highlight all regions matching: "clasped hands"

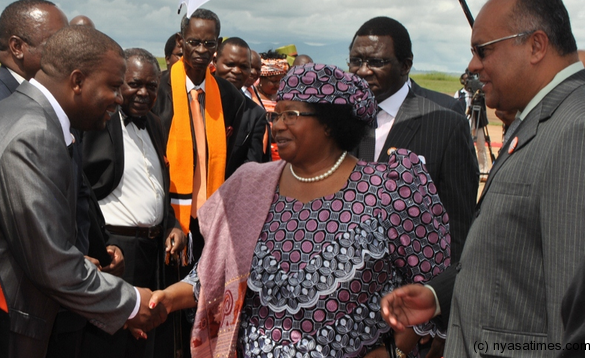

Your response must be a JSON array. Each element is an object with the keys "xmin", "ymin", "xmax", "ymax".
[{"xmin": 124, "ymin": 287, "xmax": 168, "ymax": 339}]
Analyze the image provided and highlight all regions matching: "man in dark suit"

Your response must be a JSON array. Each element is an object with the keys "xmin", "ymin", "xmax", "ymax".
[
  {"xmin": 0, "ymin": 25, "xmax": 166, "ymax": 358},
  {"xmin": 151, "ymin": 9, "xmax": 268, "ymax": 358},
  {"xmin": 409, "ymin": 78, "xmax": 465, "ymax": 116},
  {"xmin": 152, "ymin": 8, "xmax": 268, "ymax": 257},
  {"xmin": 380, "ymin": 1, "xmax": 584, "ymax": 356},
  {"xmin": 349, "ymin": 17, "xmax": 479, "ymax": 264},
  {"xmin": 0, "ymin": 0, "xmax": 66, "ymax": 101},
  {"xmin": 81, "ymin": 48, "xmax": 185, "ymax": 358}
]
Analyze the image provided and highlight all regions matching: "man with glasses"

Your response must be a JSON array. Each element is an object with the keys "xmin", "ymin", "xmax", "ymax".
[
  {"xmin": 380, "ymin": 0, "xmax": 584, "ymax": 356},
  {"xmin": 153, "ymin": 8, "xmax": 267, "ymax": 259},
  {"xmin": 349, "ymin": 16, "xmax": 479, "ymax": 267},
  {"xmin": 152, "ymin": 8, "xmax": 267, "ymax": 358}
]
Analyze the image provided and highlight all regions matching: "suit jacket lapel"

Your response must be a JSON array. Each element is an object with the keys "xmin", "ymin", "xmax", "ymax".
[
  {"xmin": 478, "ymin": 70, "xmax": 585, "ymax": 205},
  {"xmin": 17, "ymin": 82, "xmax": 64, "ymax": 141},
  {"xmin": 377, "ymin": 92, "xmax": 421, "ymax": 162},
  {"xmin": 145, "ymin": 113, "xmax": 167, "ymax": 172}
]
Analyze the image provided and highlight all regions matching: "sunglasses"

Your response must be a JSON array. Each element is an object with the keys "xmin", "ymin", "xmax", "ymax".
[
  {"xmin": 184, "ymin": 39, "xmax": 217, "ymax": 49},
  {"xmin": 471, "ymin": 31, "xmax": 534, "ymax": 59}
]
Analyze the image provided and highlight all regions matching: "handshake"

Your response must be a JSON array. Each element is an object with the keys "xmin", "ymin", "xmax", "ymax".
[{"xmin": 124, "ymin": 287, "xmax": 168, "ymax": 339}]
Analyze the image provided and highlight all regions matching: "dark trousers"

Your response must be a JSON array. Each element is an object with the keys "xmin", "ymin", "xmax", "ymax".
[
  {"xmin": 0, "ymin": 309, "xmax": 9, "ymax": 358},
  {"xmin": 153, "ymin": 218, "xmax": 201, "ymax": 358},
  {"xmin": 82, "ymin": 233, "xmax": 159, "ymax": 358}
]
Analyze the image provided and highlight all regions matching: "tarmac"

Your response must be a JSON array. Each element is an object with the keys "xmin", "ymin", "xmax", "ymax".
[{"xmin": 476, "ymin": 110, "xmax": 504, "ymax": 199}]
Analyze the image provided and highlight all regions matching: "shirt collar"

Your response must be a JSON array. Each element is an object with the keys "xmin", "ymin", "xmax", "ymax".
[
  {"xmin": 377, "ymin": 82, "xmax": 410, "ymax": 118},
  {"xmin": 7, "ymin": 67, "xmax": 26, "ymax": 85},
  {"xmin": 29, "ymin": 78, "xmax": 72, "ymax": 146},
  {"xmin": 186, "ymin": 75, "xmax": 205, "ymax": 93},
  {"xmin": 518, "ymin": 61, "xmax": 584, "ymax": 121}
]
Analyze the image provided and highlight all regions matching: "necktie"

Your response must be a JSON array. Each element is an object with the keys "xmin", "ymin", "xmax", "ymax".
[
  {"xmin": 502, "ymin": 117, "xmax": 521, "ymax": 146},
  {"xmin": 190, "ymin": 89, "xmax": 208, "ymax": 216},
  {"xmin": 124, "ymin": 116, "xmax": 147, "ymax": 130}
]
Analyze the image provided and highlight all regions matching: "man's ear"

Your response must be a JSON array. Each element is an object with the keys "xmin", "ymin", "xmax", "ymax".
[
  {"xmin": 8, "ymin": 36, "xmax": 26, "ymax": 60},
  {"xmin": 401, "ymin": 57, "xmax": 413, "ymax": 76},
  {"xmin": 529, "ymin": 30, "xmax": 548, "ymax": 65},
  {"xmin": 70, "ymin": 70, "xmax": 85, "ymax": 95},
  {"xmin": 175, "ymin": 32, "xmax": 184, "ymax": 54}
]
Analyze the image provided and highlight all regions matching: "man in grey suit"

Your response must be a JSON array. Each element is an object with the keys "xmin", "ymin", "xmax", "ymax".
[
  {"xmin": 0, "ymin": 26, "xmax": 166, "ymax": 358},
  {"xmin": 349, "ymin": 17, "xmax": 479, "ymax": 264},
  {"xmin": 380, "ymin": 0, "xmax": 584, "ymax": 357}
]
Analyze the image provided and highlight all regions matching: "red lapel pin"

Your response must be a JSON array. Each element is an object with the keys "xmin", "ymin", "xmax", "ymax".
[{"xmin": 508, "ymin": 137, "xmax": 518, "ymax": 154}]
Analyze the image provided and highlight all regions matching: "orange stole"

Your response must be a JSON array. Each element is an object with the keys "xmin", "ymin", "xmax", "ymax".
[
  {"xmin": 0, "ymin": 281, "xmax": 7, "ymax": 313},
  {"xmin": 167, "ymin": 59, "xmax": 227, "ymax": 233}
]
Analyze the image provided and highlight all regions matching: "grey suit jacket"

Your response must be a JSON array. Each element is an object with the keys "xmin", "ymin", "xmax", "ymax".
[
  {"xmin": 445, "ymin": 70, "xmax": 585, "ymax": 357},
  {"xmin": 0, "ymin": 82, "xmax": 137, "ymax": 358},
  {"xmin": 353, "ymin": 91, "xmax": 479, "ymax": 262}
]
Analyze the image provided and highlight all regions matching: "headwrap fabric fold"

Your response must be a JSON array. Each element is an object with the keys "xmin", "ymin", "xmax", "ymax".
[
  {"xmin": 167, "ymin": 59, "xmax": 227, "ymax": 233},
  {"xmin": 260, "ymin": 58, "xmax": 289, "ymax": 77},
  {"xmin": 276, "ymin": 63, "xmax": 378, "ymax": 126}
]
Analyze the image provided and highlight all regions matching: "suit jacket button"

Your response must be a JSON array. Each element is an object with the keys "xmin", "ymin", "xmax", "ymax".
[{"xmin": 456, "ymin": 262, "xmax": 462, "ymax": 272}]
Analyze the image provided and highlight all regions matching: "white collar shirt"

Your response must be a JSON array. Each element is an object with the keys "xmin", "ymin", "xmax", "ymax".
[
  {"xmin": 374, "ymin": 83, "xmax": 409, "ymax": 161},
  {"xmin": 98, "ymin": 110, "xmax": 164, "ymax": 227}
]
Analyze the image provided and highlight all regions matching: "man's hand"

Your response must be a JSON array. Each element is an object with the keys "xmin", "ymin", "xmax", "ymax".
[
  {"xmin": 100, "ymin": 245, "xmax": 125, "ymax": 277},
  {"xmin": 380, "ymin": 284, "xmax": 437, "ymax": 331},
  {"xmin": 85, "ymin": 255, "xmax": 101, "ymax": 268},
  {"xmin": 125, "ymin": 287, "xmax": 167, "ymax": 334},
  {"xmin": 164, "ymin": 228, "xmax": 186, "ymax": 264}
]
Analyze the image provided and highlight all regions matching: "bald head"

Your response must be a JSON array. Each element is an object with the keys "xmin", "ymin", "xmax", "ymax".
[
  {"xmin": 0, "ymin": 0, "xmax": 68, "ymax": 79},
  {"xmin": 293, "ymin": 54, "xmax": 313, "ymax": 66},
  {"xmin": 244, "ymin": 49, "xmax": 261, "ymax": 88},
  {"xmin": 70, "ymin": 15, "xmax": 95, "ymax": 28}
]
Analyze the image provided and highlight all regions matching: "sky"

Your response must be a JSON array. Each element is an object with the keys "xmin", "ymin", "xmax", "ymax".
[{"xmin": 47, "ymin": 0, "xmax": 586, "ymax": 74}]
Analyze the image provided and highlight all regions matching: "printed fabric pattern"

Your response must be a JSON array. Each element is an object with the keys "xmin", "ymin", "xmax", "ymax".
[{"xmin": 238, "ymin": 149, "xmax": 451, "ymax": 358}]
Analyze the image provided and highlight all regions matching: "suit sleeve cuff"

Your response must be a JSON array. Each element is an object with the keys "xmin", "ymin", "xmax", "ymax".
[
  {"xmin": 128, "ymin": 287, "xmax": 141, "ymax": 319},
  {"xmin": 425, "ymin": 285, "xmax": 441, "ymax": 317}
]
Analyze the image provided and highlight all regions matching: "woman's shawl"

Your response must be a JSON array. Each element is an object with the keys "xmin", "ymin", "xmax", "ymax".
[{"xmin": 192, "ymin": 160, "xmax": 286, "ymax": 358}]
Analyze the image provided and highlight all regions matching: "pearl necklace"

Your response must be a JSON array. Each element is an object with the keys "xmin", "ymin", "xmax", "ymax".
[{"xmin": 290, "ymin": 151, "xmax": 348, "ymax": 183}]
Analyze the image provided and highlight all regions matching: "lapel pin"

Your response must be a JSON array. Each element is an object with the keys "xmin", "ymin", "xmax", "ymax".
[
  {"xmin": 387, "ymin": 147, "xmax": 397, "ymax": 156},
  {"xmin": 508, "ymin": 137, "xmax": 518, "ymax": 154}
]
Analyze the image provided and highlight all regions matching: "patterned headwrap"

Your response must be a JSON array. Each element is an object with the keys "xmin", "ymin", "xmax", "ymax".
[
  {"xmin": 260, "ymin": 58, "xmax": 290, "ymax": 77},
  {"xmin": 276, "ymin": 63, "xmax": 378, "ymax": 126}
]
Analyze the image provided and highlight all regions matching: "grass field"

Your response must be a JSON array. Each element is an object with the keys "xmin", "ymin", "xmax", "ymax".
[{"xmin": 410, "ymin": 72, "xmax": 461, "ymax": 95}]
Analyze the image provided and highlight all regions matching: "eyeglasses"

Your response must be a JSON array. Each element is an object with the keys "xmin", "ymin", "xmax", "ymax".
[
  {"xmin": 471, "ymin": 31, "xmax": 535, "ymax": 59},
  {"xmin": 347, "ymin": 57, "xmax": 396, "ymax": 69},
  {"xmin": 266, "ymin": 110, "xmax": 317, "ymax": 125},
  {"xmin": 184, "ymin": 39, "xmax": 217, "ymax": 49}
]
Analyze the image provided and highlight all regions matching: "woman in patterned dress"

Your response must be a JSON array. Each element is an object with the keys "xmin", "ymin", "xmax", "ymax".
[{"xmin": 147, "ymin": 63, "xmax": 451, "ymax": 358}]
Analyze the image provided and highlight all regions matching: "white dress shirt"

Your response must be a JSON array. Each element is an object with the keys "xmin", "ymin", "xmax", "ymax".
[
  {"xmin": 374, "ymin": 83, "xmax": 409, "ymax": 161},
  {"xmin": 99, "ymin": 111, "xmax": 164, "ymax": 227}
]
